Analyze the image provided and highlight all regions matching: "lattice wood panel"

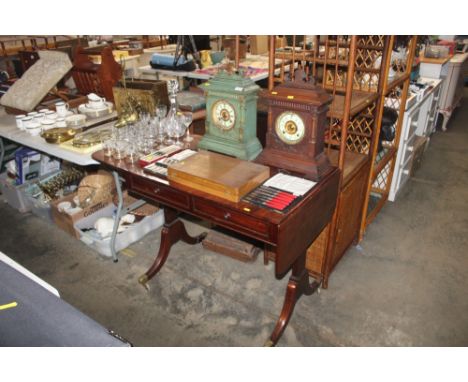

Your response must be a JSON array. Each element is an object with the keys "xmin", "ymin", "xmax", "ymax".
[
  {"xmin": 271, "ymin": 35, "xmax": 387, "ymax": 91},
  {"xmin": 353, "ymin": 72, "xmax": 379, "ymax": 92},
  {"xmin": 372, "ymin": 159, "xmax": 392, "ymax": 192},
  {"xmin": 325, "ymin": 69, "xmax": 346, "ymax": 89},
  {"xmin": 325, "ymin": 117, "xmax": 341, "ymax": 149},
  {"xmin": 345, "ymin": 103, "xmax": 376, "ymax": 154},
  {"xmin": 355, "ymin": 47, "xmax": 381, "ymax": 69},
  {"xmin": 357, "ymin": 35, "xmax": 385, "ymax": 48}
]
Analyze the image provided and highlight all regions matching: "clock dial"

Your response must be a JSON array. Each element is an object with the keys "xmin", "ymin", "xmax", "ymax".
[
  {"xmin": 275, "ymin": 111, "xmax": 305, "ymax": 145},
  {"xmin": 212, "ymin": 100, "xmax": 236, "ymax": 130}
]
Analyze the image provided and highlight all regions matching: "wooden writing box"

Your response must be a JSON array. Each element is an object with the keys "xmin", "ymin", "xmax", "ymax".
[{"xmin": 167, "ymin": 151, "xmax": 270, "ymax": 202}]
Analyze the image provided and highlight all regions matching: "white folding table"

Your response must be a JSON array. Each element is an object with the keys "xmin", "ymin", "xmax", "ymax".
[{"xmin": 0, "ymin": 107, "xmax": 144, "ymax": 262}]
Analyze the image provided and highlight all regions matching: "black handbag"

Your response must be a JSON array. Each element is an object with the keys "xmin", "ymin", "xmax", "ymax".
[{"xmin": 378, "ymin": 107, "xmax": 398, "ymax": 152}]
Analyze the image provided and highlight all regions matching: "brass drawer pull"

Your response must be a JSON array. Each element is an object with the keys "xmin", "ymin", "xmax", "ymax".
[{"xmin": 224, "ymin": 212, "xmax": 231, "ymax": 220}]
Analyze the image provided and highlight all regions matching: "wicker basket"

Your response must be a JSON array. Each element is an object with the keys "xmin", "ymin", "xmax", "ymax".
[
  {"xmin": 306, "ymin": 224, "xmax": 329, "ymax": 275},
  {"xmin": 77, "ymin": 170, "xmax": 116, "ymax": 208}
]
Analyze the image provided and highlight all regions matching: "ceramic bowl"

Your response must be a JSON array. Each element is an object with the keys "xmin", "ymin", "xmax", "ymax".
[{"xmin": 65, "ymin": 114, "xmax": 87, "ymax": 128}]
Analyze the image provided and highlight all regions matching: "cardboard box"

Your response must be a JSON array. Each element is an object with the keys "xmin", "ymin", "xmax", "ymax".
[
  {"xmin": 51, "ymin": 191, "xmax": 114, "ymax": 238},
  {"xmin": 15, "ymin": 148, "xmax": 41, "ymax": 185},
  {"xmin": 14, "ymin": 148, "xmax": 61, "ymax": 185}
]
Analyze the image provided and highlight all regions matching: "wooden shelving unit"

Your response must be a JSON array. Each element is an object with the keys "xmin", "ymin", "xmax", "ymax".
[
  {"xmin": 267, "ymin": 35, "xmax": 416, "ymax": 288},
  {"xmin": 359, "ymin": 36, "xmax": 417, "ymax": 237}
]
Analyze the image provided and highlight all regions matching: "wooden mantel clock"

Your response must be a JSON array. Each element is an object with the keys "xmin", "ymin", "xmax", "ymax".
[
  {"xmin": 198, "ymin": 70, "xmax": 263, "ymax": 160},
  {"xmin": 255, "ymin": 80, "xmax": 333, "ymax": 181}
]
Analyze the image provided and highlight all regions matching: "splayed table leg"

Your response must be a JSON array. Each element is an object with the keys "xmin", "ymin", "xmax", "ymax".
[{"xmin": 138, "ymin": 207, "xmax": 207, "ymax": 290}]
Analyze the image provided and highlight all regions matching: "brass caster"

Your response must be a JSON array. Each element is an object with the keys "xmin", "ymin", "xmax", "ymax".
[
  {"xmin": 197, "ymin": 232, "xmax": 208, "ymax": 243},
  {"xmin": 138, "ymin": 274, "xmax": 150, "ymax": 291},
  {"xmin": 263, "ymin": 339, "xmax": 275, "ymax": 347}
]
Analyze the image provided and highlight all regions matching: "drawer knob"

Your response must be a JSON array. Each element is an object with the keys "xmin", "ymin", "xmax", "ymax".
[
  {"xmin": 224, "ymin": 212, "xmax": 231, "ymax": 220},
  {"xmin": 407, "ymin": 146, "xmax": 414, "ymax": 152},
  {"xmin": 411, "ymin": 121, "xmax": 418, "ymax": 127},
  {"xmin": 403, "ymin": 170, "xmax": 410, "ymax": 175},
  {"xmin": 153, "ymin": 187, "xmax": 160, "ymax": 194}
]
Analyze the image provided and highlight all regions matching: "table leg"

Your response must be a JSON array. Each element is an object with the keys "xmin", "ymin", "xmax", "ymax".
[
  {"xmin": 110, "ymin": 171, "xmax": 124, "ymax": 263},
  {"xmin": 138, "ymin": 207, "xmax": 207, "ymax": 290},
  {"xmin": 440, "ymin": 110, "xmax": 451, "ymax": 132},
  {"xmin": 0, "ymin": 137, "xmax": 6, "ymax": 171},
  {"xmin": 265, "ymin": 252, "xmax": 320, "ymax": 346},
  {"xmin": 110, "ymin": 171, "xmax": 147, "ymax": 262}
]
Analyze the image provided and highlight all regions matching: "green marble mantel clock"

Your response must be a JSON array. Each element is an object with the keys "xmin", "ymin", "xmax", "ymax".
[{"xmin": 198, "ymin": 70, "xmax": 263, "ymax": 160}]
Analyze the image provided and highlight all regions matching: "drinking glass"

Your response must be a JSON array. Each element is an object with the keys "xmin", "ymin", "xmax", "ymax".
[
  {"xmin": 113, "ymin": 140, "xmax": 129, "ymax": 161},
  {"xmin": 163, "ymin": 118, "xmax": 176, "ymax": 146},
  {"xmin": 124, "ymin": 143, "xmax": 140, "ymax": 165},
  {"xmin": 182, "ymin": 112, "xmax": 194, "ymax": 142},
  {"xmin": 137, "ymin": 135, "xmax": 152, "ymax": 155},
  {"xmin": 102, "ymin": 138, "xmax": 114, "ymax": 157},
  {"xmin": 173, "ymin": 115, "xmax": 187, "ymax": 147},
  {"xmin": 155, "ymin": 105, "xmax": 168, "ymax": 145},
  {"xmin": 156, "ymin": 104, "xmax": 168, "ymax": 121}
]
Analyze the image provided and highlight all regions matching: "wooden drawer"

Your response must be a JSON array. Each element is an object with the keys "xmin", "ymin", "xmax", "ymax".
[
  {"xmin": 193, "ymin": 198, "xmax": 271, "ymax": 240},
  {"xmin": 131, "ymin": 176, "xmax": 190, "ymax": 209}
]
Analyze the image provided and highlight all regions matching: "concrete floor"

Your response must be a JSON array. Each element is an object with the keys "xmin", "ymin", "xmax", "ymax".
[{"xmin": 1, "ymin": 92, "xmax": 467, "ymax": 347}]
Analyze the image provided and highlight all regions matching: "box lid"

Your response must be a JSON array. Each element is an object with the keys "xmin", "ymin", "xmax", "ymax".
[{"xmin": 167, "ymin": 151, "xmax": 270, "ymax": 202}]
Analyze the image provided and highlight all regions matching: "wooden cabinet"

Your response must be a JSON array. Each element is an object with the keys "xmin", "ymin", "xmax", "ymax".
[
  {"xmin": 307, "ymin": 151, "xmax": 369, "ymax": 278},
  {"xmin": 438, "ymin": 53, "xmax": 468, "ymax": 130}
]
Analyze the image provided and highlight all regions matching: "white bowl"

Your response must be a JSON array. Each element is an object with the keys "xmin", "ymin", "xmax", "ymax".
[
  {"xmin": 57, "ymin": 201, "xmax": 72, "ymax": 213},
  {"xmin": 65, "ymin": 114, "xmax": 87, "ymax": 127}
]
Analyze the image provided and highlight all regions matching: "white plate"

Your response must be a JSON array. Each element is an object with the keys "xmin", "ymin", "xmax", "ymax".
[
  {"xmin": 79, "ymin": 102, "xmax": 112, "ymax": 112},
  {"xmin": 78, "ymin": 102, "xmax": 114, "ymax": 119}
]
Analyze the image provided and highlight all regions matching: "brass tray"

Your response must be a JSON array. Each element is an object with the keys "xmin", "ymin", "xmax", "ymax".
[
  {"xmin": 72, "ymin": 128, "xmax": 112, "ymax": 148},
  {"xmin": 41, "ymin": 128, "xmax": 77, "ymax": 144}
]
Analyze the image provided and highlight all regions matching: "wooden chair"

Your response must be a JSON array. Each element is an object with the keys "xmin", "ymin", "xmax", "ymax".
[
  {"xmin": 18, "ymin": 50, "xmax": 40, "ymax": 74},
  {"xmin": 71, "ymin": 46, "xmax": 122, "ymax": 102}
]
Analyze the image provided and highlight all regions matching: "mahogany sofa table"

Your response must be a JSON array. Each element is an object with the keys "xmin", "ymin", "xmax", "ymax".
[{"xmin": 93, "ymin": 149, "xmax": 340, "ymax": 346}]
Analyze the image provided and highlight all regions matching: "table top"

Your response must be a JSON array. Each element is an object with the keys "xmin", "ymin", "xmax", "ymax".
[
  {"xmin": 139, "ymin": 54, "xmax": 291, "ymax": 83},
  {"xmin": 0, "ymin": 107, "xmax": 115, "ymax": 166},
  {"xmin": 93, "ymin": 148, "xmax": 340, "ymax": 276},
  {"xmin": 419, "ymin": 52, "xmax": 453, "ymax": 65},
  {"xmin": 0, "ymin": 251, "xmax": 129, "ymax": 346}
]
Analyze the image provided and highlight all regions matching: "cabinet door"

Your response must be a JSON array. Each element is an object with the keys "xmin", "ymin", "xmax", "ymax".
[{"xmin": 332, "ymin": 163, "xmax": 369, "ymax": 267}]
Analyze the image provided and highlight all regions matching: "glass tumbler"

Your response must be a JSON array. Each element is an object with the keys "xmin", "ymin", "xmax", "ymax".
[
  {"xmin": 102, "ymin": 139, "xmax": 114, "ymax": 157},
  {"xmin": 113, "ymin": 140, "xmax": 129, "ymax": 160}
]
